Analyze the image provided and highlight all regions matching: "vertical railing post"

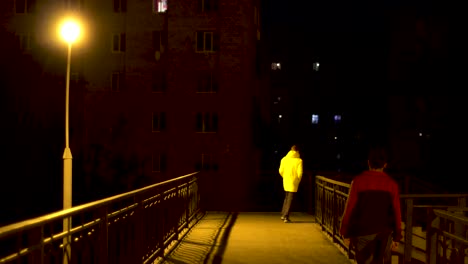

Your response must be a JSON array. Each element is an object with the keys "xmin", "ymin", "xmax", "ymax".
[
  {"xmin": 426, "ymin": 208, "xmax": 438, "ymax": 264},
  {"xmin": 97, "ymin": 206, "xmax": 109, "ymax": 264},
  {"xmin": 453, "ymin": 196, "xmax": 467, "ymax": 263},
  {"xmin": 133, "ymin": 195, "xmax": 144, "ymax": 263},
  {"xmin": 404, "ymin": 198, "xmax": 413, "ymax": 263},
  {"xmin": 315, "ymin": 177, "xmax": 319, "ymax": 223},
  {"xmin": 174, "ymin": 184, "xmax": 180, "ymax": 240},
  {"xmin": 309, "ymin": 174, "xmax": 313, "ymax": 215},
  {"xmin": 185, "ymin": 182, "xmax": 190, "ymax": 226},
  {"xmin": 321, "ymin": 179, "xmax": 325, "ymax": 230},
  {"xmin": 332, "ymin": 183, "xmax": 337, "ymax": 243}
]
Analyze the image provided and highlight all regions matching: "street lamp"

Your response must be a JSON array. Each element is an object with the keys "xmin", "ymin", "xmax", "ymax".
[{"xmin": 59, "ymin": 18, "xmax": 80, "ymax": 264}]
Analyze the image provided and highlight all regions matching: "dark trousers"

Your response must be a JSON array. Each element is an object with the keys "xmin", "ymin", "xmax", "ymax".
[
  {"xmin": 281, "ymin": 191, "xmax": 295, "ymax": 218},
  {"xmin": 351, "ymin": 231, "xmax": 393, "ymax": 264}
]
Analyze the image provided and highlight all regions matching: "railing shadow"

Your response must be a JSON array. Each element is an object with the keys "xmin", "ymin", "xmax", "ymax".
[{"xmin": 157, "ymin": 211, "xmax": 238, "ymax": 264}]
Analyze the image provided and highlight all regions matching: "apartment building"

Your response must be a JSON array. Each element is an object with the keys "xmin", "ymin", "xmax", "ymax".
[{"xmin": 2, "ymin": 0, "xmax": 267, "ymax": 211}]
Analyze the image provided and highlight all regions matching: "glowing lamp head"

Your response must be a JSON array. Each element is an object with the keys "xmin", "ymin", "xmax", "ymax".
[{"xmin": 60, "ymin": 20, "xmax": 80, "ymax": 44}]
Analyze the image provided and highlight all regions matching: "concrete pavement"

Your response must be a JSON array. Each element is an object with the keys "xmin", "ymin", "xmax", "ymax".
[{"xmin": 158, "ymin": 212, "xmax": 352, "ymax": 264}]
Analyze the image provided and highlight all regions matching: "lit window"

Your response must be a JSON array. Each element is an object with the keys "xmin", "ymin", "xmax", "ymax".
[
  {"xmin": 153, "ymin": 0, "xmax": 167, "ymax": 13},
  {"xmin": 271, "ymin": 62, "xmax": 281, "ymax": 70},
  {"xmin": 312, "ymin": 114, "xmax": 319, "ymax": 124},
  {"xmin": 113, "ymin": 0, "xmax": 127, "ymax": 12},
  {"xmin": 313, "ymin": 62, "xmax": 320, "ymax": 71},
  {"xmin": 152, "ymin": 112, "xmax": 166, "ymax": 132},
  {"xmin": 112, "ymin": 33, "xmax": 126, "ymax": 52},
  {"xmin": 334, "ymin": 114, "xmax": 341, "ymax": 124},
  {"xmin": 196, "ymin": 112, "xmax": 218, "ymax": 132},
  {"xmin": 196, "ymin": 31, "xmax": 219, "ymax": 52}
]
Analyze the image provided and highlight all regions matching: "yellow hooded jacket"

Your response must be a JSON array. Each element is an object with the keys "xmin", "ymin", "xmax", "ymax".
[{"xmin": 279, "ymin": 150, "xmax": 303, "ymax": 192}]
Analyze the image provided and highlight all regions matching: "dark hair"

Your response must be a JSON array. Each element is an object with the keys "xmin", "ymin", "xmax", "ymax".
[{"xmin": 367, "ymin": 147, "xmax": 388, "ymax": 169}]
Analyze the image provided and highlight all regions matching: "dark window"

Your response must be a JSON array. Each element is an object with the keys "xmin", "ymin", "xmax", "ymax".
[
  {"xmin": 27, "ymin": 0, "xmax": 36, "ymax": 12},
  {"xmin": 198, "ymin": 0, "xmax": 218, "ymax": 12},
  {"xmin": 196, "ymin": 31, "xmax": 219, "ymax": 52},
  {"xmin": 111, "ymin": 72, "xmax": 125, "ymax": 91},
  {"xmin": 152, "ymin": 153, "xmax": 167, "ymax": 172},
  {"xmin": 212, "ymin": 113, "xmax": 218, "ymax": 131},
  {"xmin": 112, "ymin": 35, "xmax": 119, "ymax": 51},
  {"xmin": 120, "ymin": 33, "xmax": 126, "ymax": 52},
  {"xmin": 197, "ymin": 71, "xmax": 218, "ymax": 93},
  {"xmin": 112, "ymin": 33, "xmax": 126, "ymax": 52},
  {"xmin": 196, "ymin": 112, "xmax": 218, "ymax": 132},
  {"xmin": 113, "ymin": 0, "xmax": 127, "ymax": 12},
  {"xmin": 15, "ymin": 0, "xmax": 25, "ymax": 13},
  {"xmin": 152, "ymin": 112, "xmax": 166, "ymax": 131},
  {"xmin": 152, "ymin": 71, "xmax": 166, "ymax": 93},
  {"xmin": 121, "ymin": 0, "xmax": 127, "ymax": 12},
  {"xmin": 17, "ymin": 34, "xmax": 31, "ymax": 50},
  {"xmin": 195, "ymin": 153, "xmax": 218, "ymax": 171},
  {"xmin": 213, "ymin": 33, "xmax": 220, "ymax": 51},
  {"xmin": 196, "ymin": 113, "xmax": 202, "ymax": 132},
  {"xmin": 113, "ymin": 0, "xmax": 119, "ymax": 12},
  {"xmin": 152, "ymin": 31, "xmax": 161, "ymax": 52},
  {"xmin": 160, "ymin": 154, "xmax": 167, "ymax": 171}
]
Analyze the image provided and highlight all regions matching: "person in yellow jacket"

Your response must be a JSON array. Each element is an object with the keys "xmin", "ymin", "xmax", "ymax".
[{"xmin": 279, "ymin": 145, "xmax": 303, "ymax": 223}]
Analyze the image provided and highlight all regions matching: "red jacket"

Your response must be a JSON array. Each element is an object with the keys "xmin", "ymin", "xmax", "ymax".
[{"xmin": 339, "ymin": 170, "xmax": 403, "ymax": 241}]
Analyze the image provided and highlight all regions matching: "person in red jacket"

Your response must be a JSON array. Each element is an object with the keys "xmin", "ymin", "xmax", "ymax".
[{"xmin": 339, "ymin": 147, "xmax": 402, "ymax": 264}]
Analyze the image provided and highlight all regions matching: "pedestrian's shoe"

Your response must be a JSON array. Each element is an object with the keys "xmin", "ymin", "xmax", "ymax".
[
  {"xmin": 283, "ymin": 218, "xmax": 291, "ymax": 223},
  {"xmin": 281, "ymin": 216, "xmax": 286, "ymax": 220}
]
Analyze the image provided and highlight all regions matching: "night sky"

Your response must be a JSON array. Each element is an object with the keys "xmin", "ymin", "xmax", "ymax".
[{"xmin": 263, "ymin": 0, "xmax": 467, "ymax": 186}]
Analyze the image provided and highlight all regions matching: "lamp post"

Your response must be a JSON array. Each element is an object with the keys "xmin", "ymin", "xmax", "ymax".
[{"xmin": 60, "ymin": 19, "xmax": 80, "ymax": 264}]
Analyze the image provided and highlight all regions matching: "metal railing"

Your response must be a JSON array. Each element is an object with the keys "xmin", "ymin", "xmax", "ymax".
[
  {"xmin": 430, "ymin": 208, "xmax": 468, "ymax": 264},
  {"xmin": 0, "ymin": 172, "xmax": 202, "ymax": 264},
  {"xmin": 315, "ymin": 175, "xmax": 468, "ymax": 264}
]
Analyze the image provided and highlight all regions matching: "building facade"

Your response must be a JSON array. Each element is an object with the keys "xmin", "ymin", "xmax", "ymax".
[{"xmin": 2, "ymin": 0, "xmax": 267, "ymax": 211}]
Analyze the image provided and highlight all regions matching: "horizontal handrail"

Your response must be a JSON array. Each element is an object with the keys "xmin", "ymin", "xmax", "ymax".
[
  {"xmin": 0, "ymin": 171, "xmax": 202, "ymax": 264},
  {"xmin": 316, "ymin": 175, "xmax": 351, "ymax": 188},
  {"xmin": 0, "ymin": 172, "xmax": 198, "ymax": 238},
  {"xmin": 400, "ymin": 193, "xmax": 468, "ymax": 199},
  {"xmin": 434, "ymin": 209, "xmax": 468, "ymax": 225},
  {"xmin": 315, "ymin": 174, "xmax": 468, "ymax": 264}
]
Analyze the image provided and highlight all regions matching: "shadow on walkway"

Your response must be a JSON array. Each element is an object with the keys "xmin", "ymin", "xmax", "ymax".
[
  {"xmin": 158, "ymin": 212, "xmax": 351, "ymax": 264},
  {"xmin": 158, "ymin": 211, "xmax": 238, "ymax": 264}
]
